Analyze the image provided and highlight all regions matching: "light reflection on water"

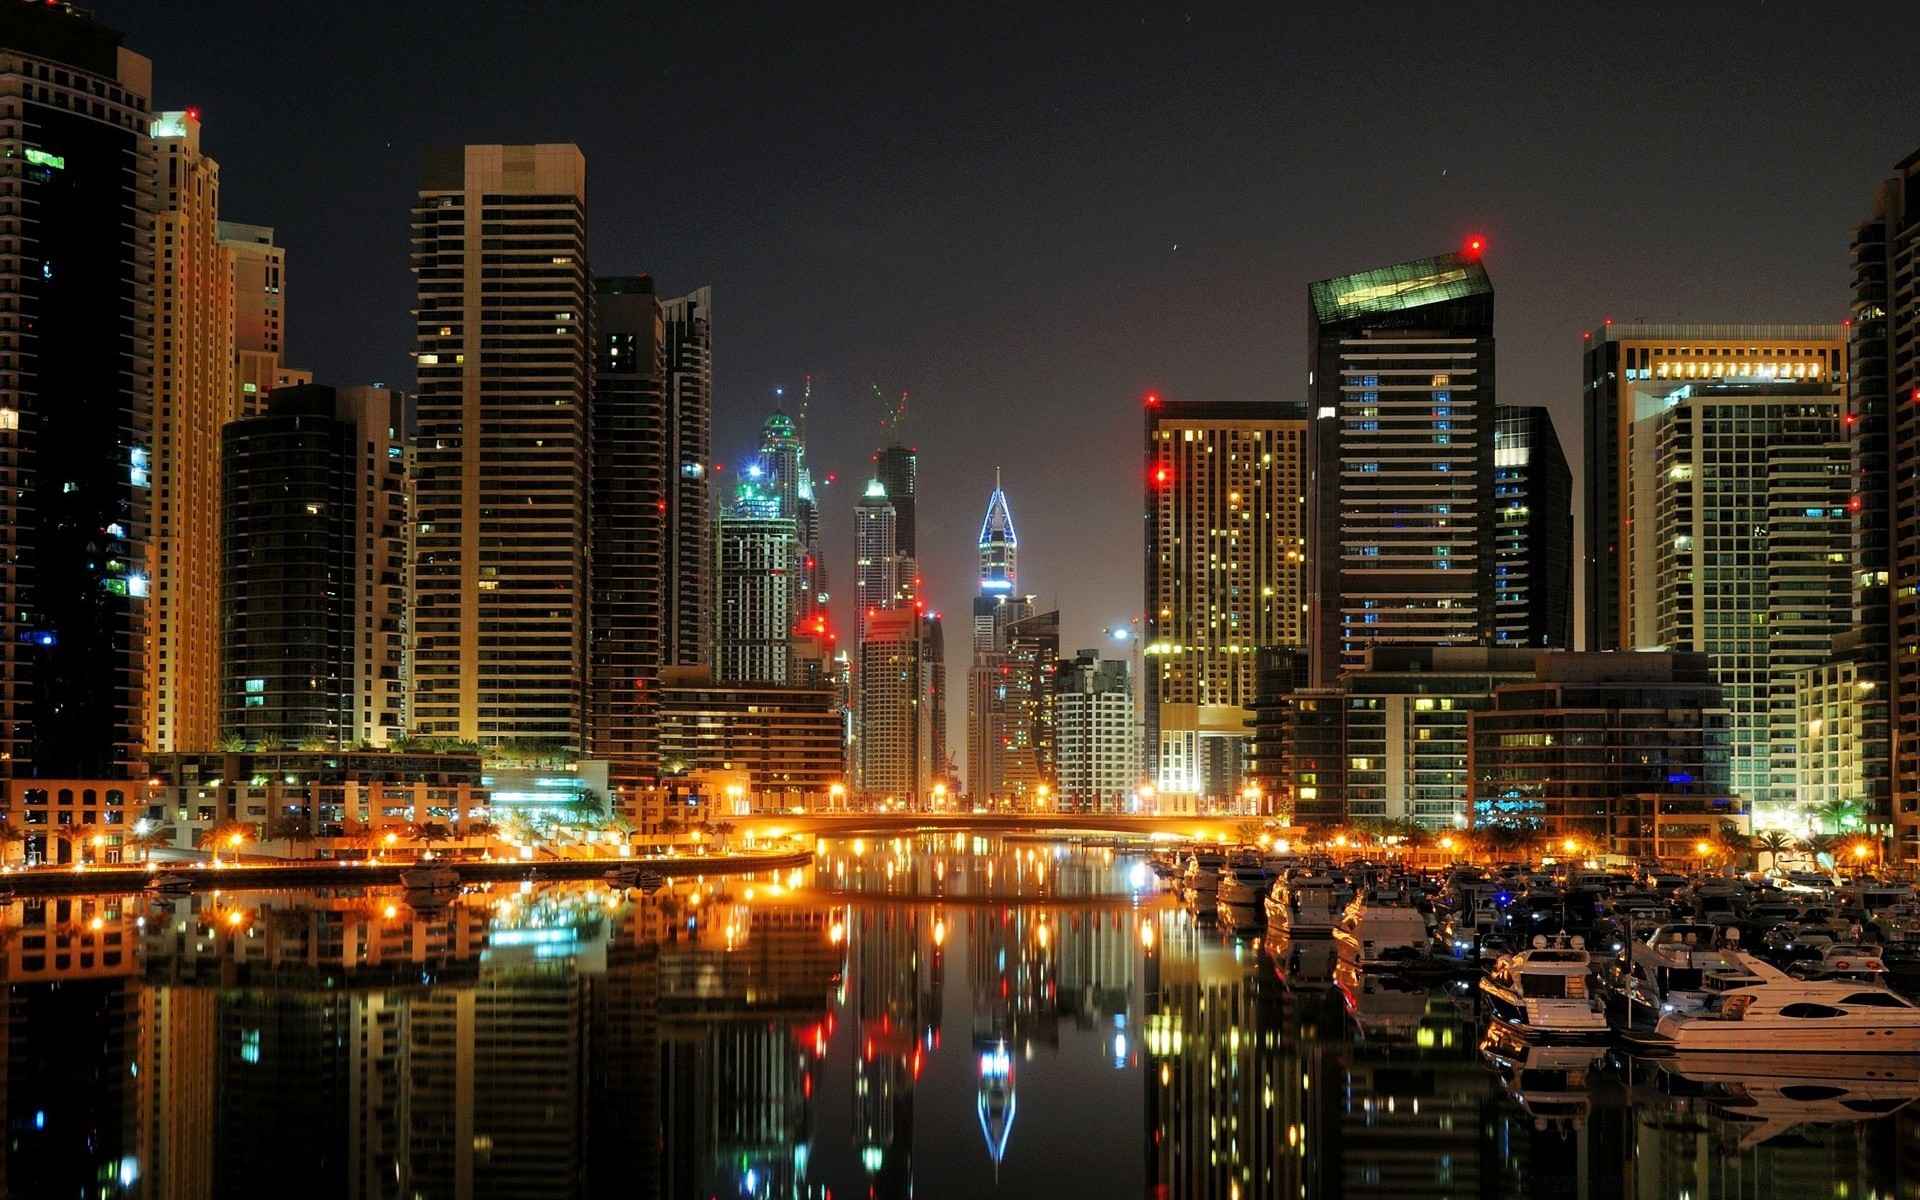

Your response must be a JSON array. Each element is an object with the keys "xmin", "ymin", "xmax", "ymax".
[{"xmin": 0, "ymin": 838, "xmax": 1911, "ymax": 1198}]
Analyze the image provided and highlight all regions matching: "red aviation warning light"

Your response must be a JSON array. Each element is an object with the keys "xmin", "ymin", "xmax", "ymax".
[
  {"xmin": 1465, "ymin": 235, "xmax": 1484, "ymax": 256},
  {"xmin": 1152, "ymin": 465, "xmax": 1171, "ymax": 486},
  {"xmin": 1145, "ymin": 392, "xmax": 1160, "ymax": 407}
]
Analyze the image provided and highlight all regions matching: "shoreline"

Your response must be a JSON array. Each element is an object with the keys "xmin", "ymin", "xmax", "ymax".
[{"xmin": 0, "ymin": 849, "xmax": 815, "ymax": 898}]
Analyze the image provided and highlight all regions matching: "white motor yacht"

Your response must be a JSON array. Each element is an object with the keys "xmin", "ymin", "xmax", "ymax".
[
  {"xmin": 400, "ymin": 864, "xmax": 460, "ymax": 890},
  {"xmin": 1265, "ymin": 871, "xmax": 1345, "ymax": 937},
  {"xmin": 1182, "ymin": 851, "xmax": 1227, "ymax": 898},
  {"xmin": 1611, "ymin": 921, "xmax": 1747, "ymax": 1017},
  {"xmin": 1479, "ymin": 934, "xmax": 1609, "ymax": 1042},
  {"xmin": 1333, "ymin": 890, "xmax": 1431, "ymax": 970},
  {"xmin": 1217, "ymin": 858, "xmax": 1274, "ymax": 907},
  {"xmin": 1651, "ymin": 952, "xmax": 1920, "ymax": 1052}
]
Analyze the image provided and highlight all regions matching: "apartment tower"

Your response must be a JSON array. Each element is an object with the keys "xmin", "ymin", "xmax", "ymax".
[
  {"xmin": 0, "ymin": 5, "xmax": 154, "ymax": 781},
  {"xmin": 1144, "ymin": 399, "xmax": 1308, "ymax": 809},
  {"xmin": 1583, "ymin": 323, "xmax": 1849, "ymax": 815},
  {"xmin": 411, "ymin": 145, "xmax": 591, "ymax": 748},
  {"xmin": 1307, "ymin": 246, "xmax": 1497, "ymax": 687}
]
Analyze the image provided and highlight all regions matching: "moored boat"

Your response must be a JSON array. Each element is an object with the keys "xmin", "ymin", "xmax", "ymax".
[
  {"xmin": 1650, "ymin": 953, "xmax": 1920, "ymax": 1052},
  {"xmin": 1479, "ymin": 934, "xmax": 1608, "ymax": 1042},
  {"xmin": 400, "ymin": 864, "xmax": 460, "ymax": 890}
]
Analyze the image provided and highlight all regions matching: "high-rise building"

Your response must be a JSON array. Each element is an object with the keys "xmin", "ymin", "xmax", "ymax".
[
  {"xmin": 1001, "ymin": 610, "xmax": 1059, "ymax": 805},
  {"xmin": 1055, "ymin": 650, "xmax": 1137, "ymax": 811},
  {"xmin": 856, "ymin": 608, "xmax": 931, "ymax": 806},
  {"xmin": 1144, "ymin": 399, "xmax": 1308, "ymax": 810},
  {"xmin": 1307, "ymin": 247, "xmax": 1497, "ymax": 686},
  {"xmin": 217, "ymin": 221, "xmax": 309, "ymax": 416},
  {"xmin": 411, "ymin": 144, "xmax": 591, "ymax": 749},
  {"xmin": 966, "ymin": 475, "xmax": 1031, "ymax": 801},
  {"xmin": 587, "ymin": 275, "xmax": 667, "ymax": 783},
  {"xmin": 756, "ymin": 404, "xmax": 826, "ymax": 626},
  {"xmin": 1585, "ymin": 324, "xmax": 1849, "ymax": 814},
  {"xmin": 716, "ymin": 480, "xmax": 796, "ymax": 685},
  {"xmin": 662, "ymin": 287, "xmax": 713, "ymax": 671},
  {"xmin": 1491, "ymin": 406, "xmax": 1573, "ymax": 649},
  {"xmin": 875, "ymin": 440, "xmax": 917, "ymax": 562},
  {"xmin": 146, "ymin": 110, "xmax": 235, "ymax": 759},
  {"xmin": 1852, "ymin": 153, "xmax": 1920, "ymax": 862},
  {"xmin": 220, "ymin": 385, "xmax": 410, "ymax": 748},
  {"xmin": 0, "ymin": 5, "xmax": 155, "ymax": 781},
  {"xmin": 854, "ymin": 479, "xmax": 899, "ymax": 640},
  {"xmin": 655, "ymin": 670, "xmax": 845, "ymax": 807}
]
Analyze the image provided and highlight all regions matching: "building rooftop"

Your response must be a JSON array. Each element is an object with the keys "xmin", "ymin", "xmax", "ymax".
[{"xmin": 1308, "ymin": 250, "xmax": 1489, "ymax": 325}]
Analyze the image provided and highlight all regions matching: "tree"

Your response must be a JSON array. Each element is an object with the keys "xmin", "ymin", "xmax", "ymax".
[
  {"xmin": 297, "ymin": 734, "xmax": 330, "ymax": 752},
  {"xmin": 199, "ymin": 819, "xmax": 255, "ymax": 862},
  {"xmin": 1753, "ymin": 830, "xmax": 1795, "ymax": 872},
  {"xmin": 709, "ymin": 821, "xmax": 737, "ymax": 851},
  {"xmin": 0, "ymin": 819, "xmax": 27, "ymax": 867},
  {"xmin": 415, "ymin": 822, "xmax": 453, "ymax": 853},
  {"xmin": 1815, "ymin": 799, "xmax": 1862, "ymax": 835},
  {"xmin": 124, "ymin": 827, "xmax": 174, "ymax": 864},
  {"xmin": 265, "ymin": 815, "xmax": 313, "ymax": 859}
]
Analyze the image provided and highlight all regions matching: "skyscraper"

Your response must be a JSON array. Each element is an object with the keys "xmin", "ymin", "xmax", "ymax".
[
  {"xmin": 1307, "ymin": 247, "xmax": 1497, "ymax": 686},
  {"xmin": 967, "ymin": 475, "xmax": 1030, "ymax": 801},
  {"xmin": 0, "ymin": 5, "xmax": 154, "ymax": 781},
  {"xmin": 716, "ymin": 479, "xmax": 796, "ymax": 685},
  {"xmin": 1583, "ymin": 324, "xmax": 1849, "ymax": 814},
  {"xmin": 1852, "ymin": 153, "xmax": 1920, "ymax": 863},
  {"xmin": 1491, "ymin": 405, "xmax": 1573, "ymax": 649},
  {"xmin": 410, "ymin": 144, "xmax": 591, "ymax": 749},
  {"xmin": 1055, "ymin": 650, "xmax": 1137, "ymax": 811},
  {"xmin": 1001, "ymin": 610, "xmax": 1060, "ymax": 806},
  {"xmin": 1144, "ymin": 400, "xmax": 1308, "ymax": 809},
  {"xmin": 587, "ymin": 275, "xmax": 667, "ymax": 782},
  {"xmin": 857, "ymin": 608, "xmax": 930, "ymax": 805},
  {"xmin": 662, "ymin": 287, "xmax": 713, "ymax": 671},
  {"xmin": 146, "ymin": 109, "xmax": 235, "ymax": 758},
  {"xmin": 220, "ymin": 385, "xmax": 410, "ymax": 748},
  {"xmin": 855, "ymin": 480, "xmax": 899, "ymax": 640},
  {"xmin": 218, "ymin": 221, "xmax": 310, "ymax": 416}
]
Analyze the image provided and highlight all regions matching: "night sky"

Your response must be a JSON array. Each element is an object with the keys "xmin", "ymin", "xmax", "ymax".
[{"xmin": 99, "ymin": 1, "xmax": 1920, "ymax": 732}]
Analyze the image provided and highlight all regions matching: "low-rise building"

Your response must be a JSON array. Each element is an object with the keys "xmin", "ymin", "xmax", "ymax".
[
  {"xmin": 657, "ymin": 668, "xmax": 845, "ymax": 811},
  {"xmin": 1469, "ymin": 651, "xmax": 1746, "ymax": 860}
]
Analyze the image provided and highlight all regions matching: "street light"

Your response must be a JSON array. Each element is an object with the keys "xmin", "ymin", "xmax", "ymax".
[
  {"xmin": 828, "ymin": 782, "xmax": 847, "ymax": 812},
  {"xmin": 1035, "ymin": 783, "xmax": 1051, "ymax": 812}
]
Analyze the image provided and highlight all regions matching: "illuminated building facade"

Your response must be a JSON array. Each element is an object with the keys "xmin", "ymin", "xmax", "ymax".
[
  {"xmin": 854, "ymin": 479, "xmax": 899, "ymax": 640},
  {"xmin": 1587, "ymin": 323, "xmax": 1849, "ymax": 814},
  {"xmin": 1851, "ymin": 154, "xmax": 1920, "ymax": 860},
  {"xmin": 410, "ymin": 144, "xmax": 591, "ymax": 749},
  {"xmin": 1000, "ymin": 610, "xmax": 1059, "ymax": 805},
  {"xmin": 1491, "ymin": 405, "xmax": 1573, "ymax": 649},
  {"xmin": 967, "ymin": 476, "xmax": 1031, "ymax": 801},
  {"xmin": 1307, "ymin": 248, "xmax": 1498, "ymax": 687},
  {"xmin": 656, "ymin": 669, "xmax": 844, "ymax": 806},
  {"xmin": 220, "ymin": 385, "xmax": 410, "ymax": 748},
  {"xmin": 716, "ymin": 485, "xmax": 796, "ymax": 685},
  {"xmin": 1144, "ymin": 400, "xmax": 1308, "ymax": 810},
  {"xmin": 146, "ymin": 109, "xmax": 234, "ymax": 758},
  {"xmin": 0, "ymin": 4, "xmax": 154, "ymax": 781},
  {"xmin": 217, "ymin": 221, "xmax": 309, "ymax": 416},
  {"xmin": 856, "ymin": 608, "xmax": 931, "ymax": 805},
  {"xmin": 1054, "ymin": 650, "xmax": 1137, "ymax": 810},
  {"xmin": 1469, "ymin": 651, "xmax": 1745, "ymax": 857}
]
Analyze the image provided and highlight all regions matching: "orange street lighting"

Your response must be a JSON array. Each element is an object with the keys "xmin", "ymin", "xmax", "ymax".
[{"xmin": 1854, "ymin": 843, "xmax": 1872, "ymax": 860}]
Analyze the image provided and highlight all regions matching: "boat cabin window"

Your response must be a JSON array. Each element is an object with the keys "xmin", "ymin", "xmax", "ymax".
[
  {"xmin": 1518, "ymin": 975, "xmax": 1574, "ymax": 999},
  {"xmin": 1777, "ymin": 1003, "xmax": 1846, "ymax": 1019},
  {"xmin": 1839, "ymin": 992, "xmax": 1911, "ymax": 1008},
  {"xmin": 1703, "ymin": 993, "xmax": 1753, "ymax": 1017}
]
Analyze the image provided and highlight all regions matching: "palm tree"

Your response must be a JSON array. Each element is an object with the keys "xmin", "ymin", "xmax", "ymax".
[
  {"xmin": 1753, "ymin": 830, "xmax": 1795, "ymax": 872},
  {"xmin": 1815, "ymin": 799, "xmax": 1862, "ymax": 835},
  {"xmin": 415, "ymin": 822, "xmax": 453, "ymax": 855},
  {"xmin": 200, "ymin": 819, "xmax": 256, "ymax": 863},
  {"xmin": 124, "ymin": 827, "xmax": 173, "ymax": 864},
  {"xmin": 219, "ymin": 732, "xmax": 249, "ymax": 753},
  {"xmin": 0, "ymin": 818, "xmax": 27, "ymax": 867},
  {"xmin": 265, "ymin": 815, "xmax": 313, "ymax": 859},
  {"xmin": 709, "ymin": 821, "xmax": 737, "ymax": 851},
  {"xmin": 297, "ymin": 734, "xmax": 330, "ymax": 752}
]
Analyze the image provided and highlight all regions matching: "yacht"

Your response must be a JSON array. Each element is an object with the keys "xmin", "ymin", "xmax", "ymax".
[
  {"xmin": 1217, "ymin": 858, "xmax": 1275, "ymax": 907},
  {"xmin": 1265, "ymin": 870, "xmax": 1345, "ymax": 937},
  {"xmin": 146, "ymin": 872, "xmax": 194, "ymax": 895},
  {"xmin": 1479, "ymin": 934, "xmax": 1608, "ymax": 1042},
  {"xmin": 1651, "ymin": 952, "xmax": 1920, "ymax": 1052},
  {"xmin": 1182, "ymin": 851, "xmax": 1227, "ymax": 899},
  {"xmin": 1333, "ymin": 890, "xmax": 1431, "ymax": 970},
  {"xmin": 1607, "ymin": 921, "xmax": 1747, "ymax": 1018},
  {"xmin": 400, "ymin": 864, "xmax": 460, "ymax": 890},
  {"xmin": 1787, "ymin": 941, "xmax": 1888, "ymax": 984}
]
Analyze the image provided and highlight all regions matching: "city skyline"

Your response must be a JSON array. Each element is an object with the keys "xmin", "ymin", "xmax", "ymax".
[{"xmin": 86, "ymin": 3, "xmax": 1917, "ymax": 659}]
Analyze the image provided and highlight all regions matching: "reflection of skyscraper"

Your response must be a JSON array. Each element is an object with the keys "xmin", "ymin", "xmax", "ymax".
[{"xmin": 851, "ymin": 905, "xmax": 940, "ymax": 1197}]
